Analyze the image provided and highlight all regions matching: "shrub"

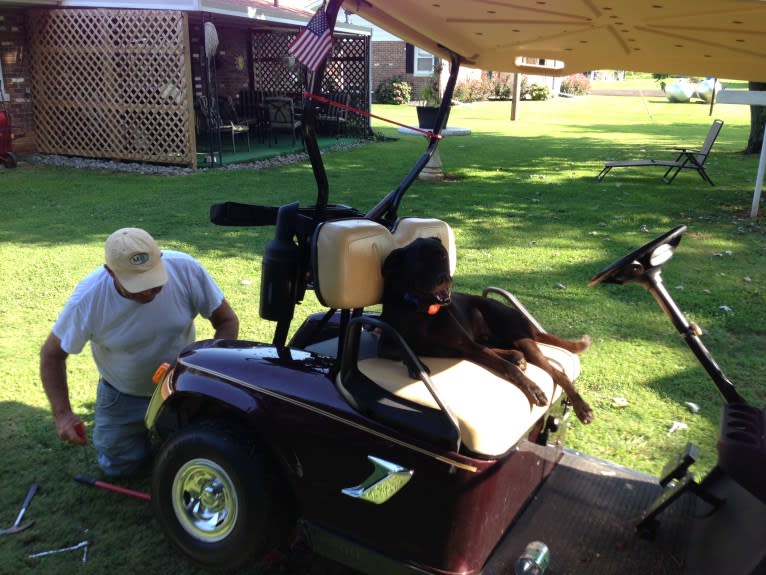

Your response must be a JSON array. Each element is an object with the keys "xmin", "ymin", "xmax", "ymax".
[
  {"xmin": 560, "ymin": 73, "xmax": 591, "ymax": 96},
  {"xmin": 453, "ymin": 78, "xmax": 493, "ymax": 103},
  {"xmin": 488, "ymin": 74, "xmax": 514, "ymax": 100},
  {"xmin": 527, "ymin": 83, "xmax": 551, "ymax": 100},
  {"xmin": 374, "ymin": 76, "xmax": 412, "ymax": 104},
  {"xmin": 453, "ymin": 73, "xmax": 515, "ymax": 102}
]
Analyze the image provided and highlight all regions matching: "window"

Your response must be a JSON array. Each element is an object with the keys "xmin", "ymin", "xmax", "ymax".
[
  {"xmin": 0, "ymin": 58, "xmax": 7, "ymax": 101},
  {"xmin": 405, "ymin": 44, "xmax": 438, "ymax": 76},
  {"xmin": 414, "ymin": 47, "xmax": 435, "ymax": 77}
]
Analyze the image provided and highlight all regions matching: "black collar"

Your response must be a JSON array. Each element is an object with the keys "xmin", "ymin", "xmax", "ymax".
[{"xmin": 402, "ymin": 292, "xmax": 447, "ymax": 315}]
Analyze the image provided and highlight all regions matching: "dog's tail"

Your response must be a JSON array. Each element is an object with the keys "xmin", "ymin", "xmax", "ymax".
[{"xmin": 536, "ymin": 333, "xmax": 591, "ymax": 354}]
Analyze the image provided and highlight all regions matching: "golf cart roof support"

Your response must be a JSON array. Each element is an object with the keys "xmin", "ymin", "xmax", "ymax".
[
  {"xmin": 366, "ymin": 52, "xmax": 462, "ymax": 224},
  {"xmin": 306, "ymin": 0, "xmax": 463, "ymax": 227},
  {"xmin": 303, "ymin": 0, "xmax": 346, "ymax": 221}
]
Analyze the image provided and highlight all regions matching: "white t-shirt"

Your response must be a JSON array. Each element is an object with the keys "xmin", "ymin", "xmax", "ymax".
[{"xmin": 53, "ymin": 250, "xmax": 224, "ymax": 396}]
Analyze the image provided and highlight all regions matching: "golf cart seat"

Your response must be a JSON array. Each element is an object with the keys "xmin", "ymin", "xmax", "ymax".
[{"xmin": 311, "ymin": 217, "xmax": 579, "ymax": 457}]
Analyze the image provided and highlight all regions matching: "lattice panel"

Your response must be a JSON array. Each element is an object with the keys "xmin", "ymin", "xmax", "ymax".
[
  {"xmin": 253, "ymin": 32, "xmax": 370, "ymax": 136},
  {"xmin": 28, "ymin": 9, "xmax": 195, "ymax": 166},
  {"xmin": 320, "ymin": 35, "xmax": 370, "ymax": 136},
  {"xmin": 253, "ymin": 32, "xmax": 303, "ymax": 95}
]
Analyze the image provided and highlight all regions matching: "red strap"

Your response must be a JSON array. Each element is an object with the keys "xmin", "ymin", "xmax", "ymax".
[{"xmin": 303, "ymin": 91, "xmax": 441, "ymax": 140}]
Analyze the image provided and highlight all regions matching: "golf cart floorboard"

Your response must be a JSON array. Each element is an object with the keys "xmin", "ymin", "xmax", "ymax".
[{"xmin": 484, "ymin": 448, "xmax": 696, "ymax": 575}]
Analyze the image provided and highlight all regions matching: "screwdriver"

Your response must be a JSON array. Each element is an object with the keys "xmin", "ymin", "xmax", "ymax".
[{"xmin": 73, "ymin": 421, "xmax": 89, "ymax": 466}]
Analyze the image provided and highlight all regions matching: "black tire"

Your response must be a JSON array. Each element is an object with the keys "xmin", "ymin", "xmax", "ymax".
[
  {"xmin": 151, "ymin": 420, "xmax": 292, "ymax": 571},
  {"xmin": 1, "ymin": 152, "xmax": 16, "ymax": 168}
]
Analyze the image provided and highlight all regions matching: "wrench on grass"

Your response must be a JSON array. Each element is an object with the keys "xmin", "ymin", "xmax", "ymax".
[{"xmin": 0, "ymin": 482, "xmax": 38, "ymax": 535}]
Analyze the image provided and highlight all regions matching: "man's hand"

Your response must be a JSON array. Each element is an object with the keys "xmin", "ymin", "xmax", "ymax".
[{"xmin": 56, "ymin": 412, "xmax": 88, "ymax": 445}]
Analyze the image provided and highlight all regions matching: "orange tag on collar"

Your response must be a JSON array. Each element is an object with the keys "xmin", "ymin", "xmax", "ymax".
[{"xmin": 427, "ymin": 304, "xmax": 441, "ymax": 315}]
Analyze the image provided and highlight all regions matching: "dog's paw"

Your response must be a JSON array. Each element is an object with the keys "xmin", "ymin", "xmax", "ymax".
[
  {"xmin": 573, "ymin": 398, "xmax": 594, "ymax": 424},
  {"xmin": 527, "ymin": 383, "xmax": 548, "ymax": 407},
  {"xmin": 406, "ymin": 361, "xmax": 431, "ymax": 379},
  {"xmin": 577, "ymin": 335, "xmax": 590, "ymax": 353},
  {"xmin": 511, "ymin": 353, "xmax": 527, "ymax": 371}
]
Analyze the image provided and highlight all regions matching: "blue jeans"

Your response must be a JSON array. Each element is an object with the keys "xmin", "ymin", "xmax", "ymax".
[{"xmin": 93, "ymin": 379, "xmax": 151, "ymax": 477}]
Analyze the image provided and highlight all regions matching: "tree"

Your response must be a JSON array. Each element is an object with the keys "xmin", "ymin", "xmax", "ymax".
[{"xmin": 744, "ymin": 81, "xmax": 766, "ymax": 155}]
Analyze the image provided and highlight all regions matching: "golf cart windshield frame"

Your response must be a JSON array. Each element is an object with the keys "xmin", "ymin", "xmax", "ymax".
[{"xmin": 302, "ymin": 0, "xmax": 461, "ymax": 226}]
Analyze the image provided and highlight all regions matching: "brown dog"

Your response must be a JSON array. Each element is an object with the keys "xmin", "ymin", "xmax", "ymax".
[{"xmin": 379, "ymin": 236, "xmax": 593, "ymax": 424}]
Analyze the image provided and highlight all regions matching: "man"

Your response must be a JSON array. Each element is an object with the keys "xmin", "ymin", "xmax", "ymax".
[{"xmin": 40, "ymin": 227, "xmax": 239, "ymax": 477}]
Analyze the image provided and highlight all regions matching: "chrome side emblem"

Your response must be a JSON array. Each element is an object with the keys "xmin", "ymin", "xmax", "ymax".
[{"xmin": 341, "ymin": 456, "xmax": 413, "ymax": 504}]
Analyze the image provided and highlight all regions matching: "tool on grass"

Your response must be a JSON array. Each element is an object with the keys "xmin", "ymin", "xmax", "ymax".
[
  {"xmin": 74, "ymin": 475, "xmax": 151, "ymax": 501},
  {"xmin": 1, "ymin": 482, "xmax": 38, "ymax": 535},
  {"xmin": 28, "ymin": 539, "xmax": 89, "ymax": 560},
  {"xmin": 73, "ymin": 421, "xmax": 89, "ymax": 466}
]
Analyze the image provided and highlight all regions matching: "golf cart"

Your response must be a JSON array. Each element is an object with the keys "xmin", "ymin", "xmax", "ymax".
[{"xmin": 145, "ymin": 2, "xmax": 766, "ymax": 574}]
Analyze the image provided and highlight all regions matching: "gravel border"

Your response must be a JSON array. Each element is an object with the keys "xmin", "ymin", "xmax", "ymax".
[{"xmin": 25, "ymin": 141, "xmax": 367, "ymax": 176}]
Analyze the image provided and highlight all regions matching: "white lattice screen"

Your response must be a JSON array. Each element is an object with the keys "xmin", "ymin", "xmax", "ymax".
[{"xmin": 28, "ymin": 9, "xmax": 196, "ymax": 167}]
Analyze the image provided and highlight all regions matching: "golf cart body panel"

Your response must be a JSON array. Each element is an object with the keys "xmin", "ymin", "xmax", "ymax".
[
  {"xmin": 146, "ymin": 338, "xmax": 568, "ymax": 574},
  {"xmin": 145, "ymin": 1, "xmax": 766, "ymax": 573}
]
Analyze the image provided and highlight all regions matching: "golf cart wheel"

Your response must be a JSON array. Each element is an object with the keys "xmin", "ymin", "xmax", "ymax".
[{"xmin": 151, "ymin": 421, "xmax": 292, "ymax": 571}]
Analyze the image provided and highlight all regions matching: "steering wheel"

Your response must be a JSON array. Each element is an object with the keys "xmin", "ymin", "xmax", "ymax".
[{"xmin": 588, "ymin": 225, "xmax": 687, "ymax": 286}]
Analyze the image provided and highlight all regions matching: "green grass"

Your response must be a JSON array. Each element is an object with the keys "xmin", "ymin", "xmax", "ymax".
[{"xmin": 1, "ymin": 91, "xmax": 764, "ymax": 574}]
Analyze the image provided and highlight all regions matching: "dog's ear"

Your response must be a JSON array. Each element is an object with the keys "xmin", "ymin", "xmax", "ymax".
[
  {"xmin": 429, "ymin": 236, "xmax": 443, "ymax": 245},
  {"xmin": 382, "ymin": 247, "xmax": 404, "ymax": 279}
]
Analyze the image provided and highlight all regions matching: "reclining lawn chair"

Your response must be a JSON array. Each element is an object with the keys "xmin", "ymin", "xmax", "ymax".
[{"xmin": 596, "ymin": 119, "xmax": 723, "ymax": 186}]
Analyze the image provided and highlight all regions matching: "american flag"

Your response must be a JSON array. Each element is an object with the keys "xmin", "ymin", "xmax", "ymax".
[{"xmin": 288, "ymin": 8, "xmax": 333, "ymax": 71}]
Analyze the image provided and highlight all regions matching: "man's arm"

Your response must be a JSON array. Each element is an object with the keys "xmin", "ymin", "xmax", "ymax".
[
  {"xmin": 209, "ymin": 298, "xmax": 239, "ymax": 339},
  {"xmin": 39, "ymin": 332, "xmax": 86, "ymax": 445}
]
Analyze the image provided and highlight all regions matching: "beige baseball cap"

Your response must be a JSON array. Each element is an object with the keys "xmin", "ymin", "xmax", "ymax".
[{"xmin": 105, "ymin": 228, "xmax": 168, "ymax": 293}]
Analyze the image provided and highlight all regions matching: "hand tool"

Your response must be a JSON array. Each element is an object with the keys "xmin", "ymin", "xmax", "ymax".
[
  {"xmin": 0, "ymin": 482, "xmax": 38, "ymax": 535},
  {"xmin": 73, "ymin": 421, "xmax": 89, "ymax": 466},
  {"xmin": 28, "ymin": 540, "xmax": 89, "ymax": 559},
  {"xmin": 74, "ymin": 475, "xmax": 151, "ymax": 501}
]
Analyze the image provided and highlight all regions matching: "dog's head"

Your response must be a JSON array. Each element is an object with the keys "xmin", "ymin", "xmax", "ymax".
[{"xmin": 382, "ymin": 237, "xmax": 452, "ymax": 312}]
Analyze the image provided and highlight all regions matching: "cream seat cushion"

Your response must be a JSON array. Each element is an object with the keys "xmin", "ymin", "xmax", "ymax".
[
  {"xmin": 356, "ymin": 343, "xmax": 579, "ymax": 457},
  {"xmin": 313, "ymin": 217, "xmax": 455, "ymax": 310}
]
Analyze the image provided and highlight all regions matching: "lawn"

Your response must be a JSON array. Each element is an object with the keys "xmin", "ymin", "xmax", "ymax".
[{"xmin": 0, "ymin": 91, "xmax": 763, "ymax": 574}]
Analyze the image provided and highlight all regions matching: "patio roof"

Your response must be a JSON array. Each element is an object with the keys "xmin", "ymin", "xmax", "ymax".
[
  {"xmin": 342, "ymin": 0, "xmax": 766, "ymax": 82},
  {"xmin": 19, "ymin": 0, "xmax": 368, "ymax": 34}
]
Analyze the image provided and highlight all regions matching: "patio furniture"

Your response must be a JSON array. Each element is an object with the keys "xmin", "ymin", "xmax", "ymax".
[
  {"xmin": 197, "ymin": 95, "xmax": 250, "ymax": 152},
  {"xmin": 596, "ymin": 119, "xmax": 723, "ymax": 186},
  {"xmin": 264, "ymin": 97, "xmax": 302, "ymax": 146},
  {"xmin": 235, "ymin": 91, "xmax": 271, "ymax": 146},
  {"xmin": 317, "ymin": 92, "xmax": 350, "ymax": 136}
]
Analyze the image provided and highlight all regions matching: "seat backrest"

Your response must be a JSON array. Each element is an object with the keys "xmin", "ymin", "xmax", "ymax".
[
  {"xmin": 266, "ymin": 97, "xmax": 295, "ymax": 127},
  {"xmin": 696, "ymin": 119, "xmax": 724, "ymax": 163},
  {"xmin": 313, "ymin": 217, "xmax": 456, "ymax": 310},
  {"xmin": 197, "ymin": 94, "xmax": 227, "ymax": 128},
  {"xmin": 327, "ymin": 92, "xmax": 350, "ymax": 119},
  {"xmin": 219, "ymin": 96, "xmax": 241, "ymax": 124}
]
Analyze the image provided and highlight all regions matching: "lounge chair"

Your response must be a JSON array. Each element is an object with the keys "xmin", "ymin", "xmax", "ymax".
[{"xmin": 596, "ymin": 119, "xmax": 723, "ymax": 186}]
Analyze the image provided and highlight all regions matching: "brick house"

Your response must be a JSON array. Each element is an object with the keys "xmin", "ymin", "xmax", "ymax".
[
  {"xmin": 0, "ymin": 0, "xmax": 370, "ymax": 167},
  {"xmin": 0, "ymin": 8, "xmax": 34, "ymax": 153}
]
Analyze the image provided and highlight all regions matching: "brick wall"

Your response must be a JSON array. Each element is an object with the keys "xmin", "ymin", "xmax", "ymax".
[
  {"xmin": 189, "ymin": 20, "xmax": 251, "ymax": 102},
  {"xmin": 371, "ymin": 40, "xmax": 405, "ymax": 91},
  {"xmin": 0, "ymin": 8, "xmax": 34, "ymax": 152},
  {"xmin": 371, "ymin": 40, "xmax": 431, "ymax": 101}
]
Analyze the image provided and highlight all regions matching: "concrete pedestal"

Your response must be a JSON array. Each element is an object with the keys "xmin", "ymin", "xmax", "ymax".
[{"xmin": 397, "ymin": 126, "xmax": 472, "ymax": 180}]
